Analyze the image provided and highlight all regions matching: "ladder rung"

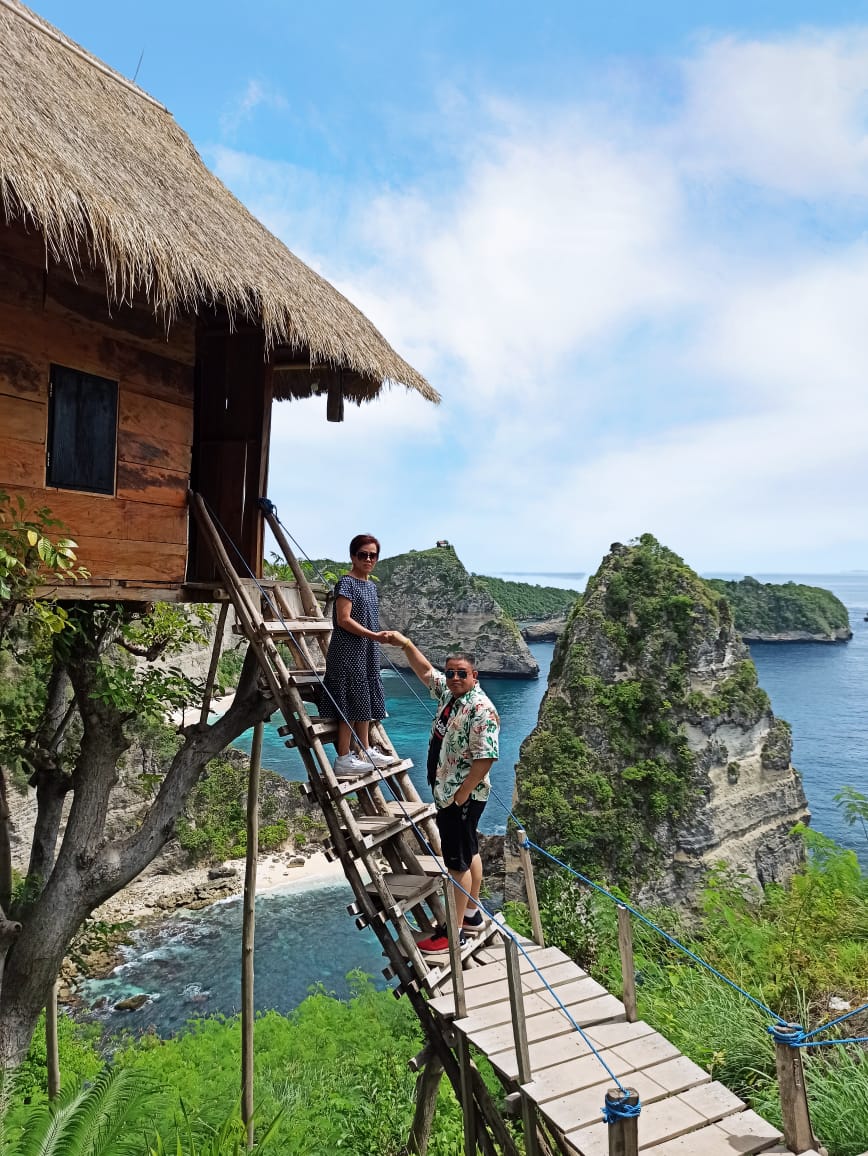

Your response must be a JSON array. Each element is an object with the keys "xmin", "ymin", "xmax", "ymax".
[
  {"xmin": 284, "ymin": 718, "xmax": 338, "ymax": 748},
  {"xmin": 340, "ymin": 804, "xmax": 436, "ymax": 851},
  {"xmin": 364, "ymin": 873, "xmax": 443, "ymax": 919},
  {"xmin": 336, "ymin": 758, "xmax": 414, "ymax": 795},
  {"xmin": 260, "ymin": 619, "xmax": 331, "ymax": 635}
]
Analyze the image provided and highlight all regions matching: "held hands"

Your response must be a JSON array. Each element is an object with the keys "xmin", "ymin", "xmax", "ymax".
[{"xmin": 380, "ymin": 630, "xmax": 411, "ymax": 648}]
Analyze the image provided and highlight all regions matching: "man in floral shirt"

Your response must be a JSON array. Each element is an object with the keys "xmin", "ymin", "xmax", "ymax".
[{"xmin": 389, "ymin": 634, "xmax": 499, "ymax": 954}]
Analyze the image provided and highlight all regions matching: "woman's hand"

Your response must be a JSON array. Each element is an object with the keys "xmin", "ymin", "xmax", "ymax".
[{"xmin": 381, "ymin": 630, "xmax": 410, "ymax": 647}]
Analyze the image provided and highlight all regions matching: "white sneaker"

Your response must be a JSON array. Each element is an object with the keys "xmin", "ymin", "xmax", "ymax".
[
  {"xmin": 365, "ymin": 747, "xmax": 397, "ymax": 768},
  {"xmin": 333, "ymin": 753, "xmax": 371, "ymax": 777}
]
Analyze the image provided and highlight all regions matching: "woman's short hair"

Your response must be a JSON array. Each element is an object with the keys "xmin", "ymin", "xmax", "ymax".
[{"xmin": 349, "ymin": 533, "xmax": 381, "ymax": 558}]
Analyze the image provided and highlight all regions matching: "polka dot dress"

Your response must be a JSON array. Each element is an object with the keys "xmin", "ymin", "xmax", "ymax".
[{"xmin": 319, "ymin": 575, "xmax": 387, "ymax": 721}]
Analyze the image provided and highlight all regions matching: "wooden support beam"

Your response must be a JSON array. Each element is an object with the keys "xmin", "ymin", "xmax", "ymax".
[
  {"xmin": 45, "ymin": 979, "xmax": 60, "ymax": 1100},
  {"xmin": 407, "ymin": 1055, "xmax": 444, "ymax": 1155},
  {"xmin": 617, "ymin": 906, "xmax": 637, "ymax": 1024},
  {"xmin": 774, "ymin": 1026, "xmax": 816, "ymax": 1153},
  {"xmin": 200, "ymin": 602, "xmax": 229, "ymax": 727},
  {"xmin": 516, "ymin": 828, "xmax": 544, "ymax": 948},
  {"xmin": 605, "ymin": 1087, "xmax": 639, "ymax": 1156},
  {"xmin": 241, "ymin": 721, "xmax": 263, "ymax": 1148},
  {"xmin": 506, "ymin": 936, "xmax": 540, "ymax": 1156}
]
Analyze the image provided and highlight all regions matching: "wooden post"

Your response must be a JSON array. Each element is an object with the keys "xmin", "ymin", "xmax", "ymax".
[
  {"xmin": 605, "ymin": 1088, "xmax": 639, "ymax": 1156},
  {"xmin": 774, "ymin": 1026, "xmax": 816, "ymax": 1153},
  {"xmin": 241, "ymin": 721, "xmax": 264, "ymax": 1148},
  {"xmin": 45, "ymin": 979, "xmax": 60, "ymax": 1100},
  {"xmin": 516, "ymin": 828, "xmax": 544, "ymax": 948},
  {"xmin": 443, "ymin": 880, "xmax": 475, "ymax": 1153},
  {"xmin": 407, "ymin": 1055, "xmax": 444, "ymax": 1155},
  {"xmin": 505, "ymin": 937, "xmax": 540, "ymax": 1156},
  {"xmin": 616, "ymin": 906, "xmax": 637, "ymax": 1023},
  {"xmin": 444, "ymin": 880, "xmax": 466, "ymax": 1020},
  {"xmin": 199, "ymin": 602, "xmax": 229, "ymax": 726}
]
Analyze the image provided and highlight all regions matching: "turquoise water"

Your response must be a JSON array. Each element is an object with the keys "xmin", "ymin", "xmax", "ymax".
[
  {"xmin": 83, "ymin": 573, "xmax": 868, "ymax": 1036},
  {"xmin": 233, "ymin": 641, "xmax": 556, "ymax": 835}
]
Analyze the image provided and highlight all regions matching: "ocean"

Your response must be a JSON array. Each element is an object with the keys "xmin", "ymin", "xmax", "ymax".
[{"xmin": 80, "ymin": 572, "xmax": 868, "ymax": 1036}]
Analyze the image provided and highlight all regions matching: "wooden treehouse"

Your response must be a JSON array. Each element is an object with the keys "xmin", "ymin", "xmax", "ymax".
[
  {"xmin": 0, "ymin": 5, "xmax": 830, "ymax": 1154},
  {"xmin": 0, "ymin": 0, "xmax": 438, "ymax": 604}
]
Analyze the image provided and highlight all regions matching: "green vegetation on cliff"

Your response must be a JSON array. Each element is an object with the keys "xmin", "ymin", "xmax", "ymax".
[
  {"xmin": 706, "ymin": 576, "xmax": 850, "ymax": 639},
  {"xmin": 516, "ymin": 534, "xmax": 761, "ymax": 883},
  {"xmin": 474, "ymin": 574, "xmax": 580, "ymax": 620}
]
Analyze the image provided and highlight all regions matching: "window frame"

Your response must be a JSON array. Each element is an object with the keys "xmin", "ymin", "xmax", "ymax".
[{"xmin": 46, "ymin": 364, "xmax": 119, "ymax": 496}]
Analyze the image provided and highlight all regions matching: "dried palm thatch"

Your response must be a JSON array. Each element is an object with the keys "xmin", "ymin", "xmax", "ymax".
[{"xmin": 0, "ymin": 0, "xmax": 438, "ymax": 405}]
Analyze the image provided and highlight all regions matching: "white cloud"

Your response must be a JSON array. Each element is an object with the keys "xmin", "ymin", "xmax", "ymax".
[
  {"xmin": 213, "ymin": 29, "xmax": 868, "ymax": 572},
  {"xmin": 219, "ymin": 79, "xmax": 289, "ymax": 139},
  {"xmin": 677, "ymin": 32, "xmax": 868, "ymax": 197}
]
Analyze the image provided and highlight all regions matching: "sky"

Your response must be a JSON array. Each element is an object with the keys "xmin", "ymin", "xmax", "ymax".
[{"xmin": 34, "ymin": 1, "xmax": 868, "ymax": 577}]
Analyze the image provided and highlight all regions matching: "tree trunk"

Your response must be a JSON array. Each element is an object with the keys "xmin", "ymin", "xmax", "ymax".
[{"xmin": 0, "ymin": 645, "xmax": 271, "ymax": 1070}]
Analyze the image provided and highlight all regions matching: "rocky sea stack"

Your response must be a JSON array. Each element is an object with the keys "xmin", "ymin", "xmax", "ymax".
[
  {"xmin": 515, "ymin": 534, "xmax": 809, "ymax": 905},
  {"xmin": 377, "ymin": 546, "xmax": 539, "ymax": 677}
]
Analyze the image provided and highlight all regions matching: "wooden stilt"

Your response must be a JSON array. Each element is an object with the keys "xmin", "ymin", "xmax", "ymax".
[
  {"xmin": 605, "ymin": 1088, "xmax": 639, "ymax": 1156},
  {"xmin": 200, "ymin": 602, "xmax": 229, "ymax": 727},
  {"xmin": 505, "ymin": 936, "xmax": 540, "ymax": 1156},
  {"xmin": 516, "ymin": 828, "xmax": 545, "ymax": 947},
  {"xmin": 241, "ymin": 721, "xmax": 263, "ymax": 1149},
  {"xmin": 45, "ymin": 978, "xmax": 59, "ymax": 1100},
  {"xmin": 617, "ymin": 906, "xmax": 637, "ymax": 1023},
  {"xmin": 774, "ymin": 1026, "xmax": 816, "ymax": 1153},
  {"xmin": 407, "ymin": 1055, "xmax": 444, "ymax": 1155}
]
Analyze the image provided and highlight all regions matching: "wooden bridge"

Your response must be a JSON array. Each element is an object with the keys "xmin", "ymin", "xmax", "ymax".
[{"xmin": 192, "ymin": 494, "xmax": 828, "ymax": 1156}]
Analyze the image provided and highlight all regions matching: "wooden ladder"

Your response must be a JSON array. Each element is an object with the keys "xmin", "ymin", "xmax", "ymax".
[{"xmin": 190, "ymin": 493, "xmax": 503, "ymax": 996}]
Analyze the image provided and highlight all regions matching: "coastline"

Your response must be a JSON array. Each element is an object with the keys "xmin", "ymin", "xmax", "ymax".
[{"xmin": 92, "ymin": 849, "xmax": 348, "ymax": 927}]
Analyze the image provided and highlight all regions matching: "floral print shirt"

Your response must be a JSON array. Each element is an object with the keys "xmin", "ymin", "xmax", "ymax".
[{"xmin": 427, "ymin": 671, "xmax": 500, "ymax": 808}]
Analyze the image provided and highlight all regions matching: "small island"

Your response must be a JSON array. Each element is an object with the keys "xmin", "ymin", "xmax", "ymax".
[{"xmin": 705, "ymin": 576, "xmax": 852, "ymax": 642}]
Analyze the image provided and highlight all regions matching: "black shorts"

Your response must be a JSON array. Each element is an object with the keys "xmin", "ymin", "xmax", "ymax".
[{"xmin": 436, "ymin": 799, "xmax": 486, "ymax": 873}]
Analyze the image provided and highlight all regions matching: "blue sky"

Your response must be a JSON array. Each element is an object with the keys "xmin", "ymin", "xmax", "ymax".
[{"xmin": 36, "ymin": 1, "xmax": 868, "ymax": 575}]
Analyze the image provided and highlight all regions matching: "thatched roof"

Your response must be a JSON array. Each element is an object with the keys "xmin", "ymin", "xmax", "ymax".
[{"xmin": 0, "ymin": 0, "xmax": 438, "ymax": 405}]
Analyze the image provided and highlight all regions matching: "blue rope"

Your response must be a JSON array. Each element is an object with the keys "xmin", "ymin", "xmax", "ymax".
[
  {"xmin": 767, "ymin": 1024, "xmax": 807, "ymax": 1047},
  {"xmin": 803, "ymin": 1002, "xmax": 868, "ymax": 1039},
  {"xmin": 521, "ymin": 835, "xmax": 787, "ymax": 1025},
  {"xmin": 799, "ymin": 1037, "xmax": 868, "ymax": 1048},
  {"xmin": 602, "ymin": 1095, "xmax": 642, "ymax": 1124}
]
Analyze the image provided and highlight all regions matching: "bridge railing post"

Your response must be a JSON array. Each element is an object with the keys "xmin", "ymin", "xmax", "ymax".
[
  {"xmin": 616, "ymin": 905, "xmax": 637, "ymax": 1023},
  {"xmin": 515, "ymin": 828, "xmax": 545, "ymax": 947},
  {"xmin": 444, "ymin": 880, "xmax": 476, "ymax": 1154},
  {"xmin": 505, "ymin": 936, "xmax": 540, "ymax": 1156},
  {"xmin": 605, "ymin": 1088, "xmax": 639, "ymax": 1156},
  {"xmin": 773, "ymin": 1026, "xmax": 816, "ymax": 1153}
]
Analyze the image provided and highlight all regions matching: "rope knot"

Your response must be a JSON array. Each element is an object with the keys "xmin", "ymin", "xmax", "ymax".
[
  {"xmin": 767, "ymin": 1023, "xmax": 807, "ymax": 1047},
  {"xmin": 602, "ymin": 1089, "xmax": 641, "ymax": 1123}
]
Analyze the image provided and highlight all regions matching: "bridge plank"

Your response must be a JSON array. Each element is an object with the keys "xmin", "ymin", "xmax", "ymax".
[{"xmin": 488, "ymin": 1019, "xmax": 657, "ymax": 1082}]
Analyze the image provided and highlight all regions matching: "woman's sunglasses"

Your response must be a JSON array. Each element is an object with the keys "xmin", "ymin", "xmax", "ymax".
[{"xmin": 355, "ymin": 551, "xmax": 379, "ymax": 561}]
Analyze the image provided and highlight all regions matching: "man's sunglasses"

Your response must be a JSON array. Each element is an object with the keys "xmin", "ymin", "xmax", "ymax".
[
  {"xmin": 355, "ymin": 551, "xmax": 379, "ymax": 561},
  {"xmin": 445, "ymin": 669, "xmax": 470, "ymax": 680}
]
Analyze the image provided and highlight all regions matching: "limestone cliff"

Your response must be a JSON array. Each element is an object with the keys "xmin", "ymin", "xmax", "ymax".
[
  {"xmin": 375, "ymin": 547, "xmax": 539, "ymax": 677},
  {"xmin": 706, "ymin": 577, "xmax": 851, "ymax": 642},
  {"xmin": 514, "ymin": 534, "xmax": 809, "ymax": 906}
]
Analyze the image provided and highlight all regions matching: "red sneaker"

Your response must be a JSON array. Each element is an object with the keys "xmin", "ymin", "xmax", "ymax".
[{"xmin": 417, "ymin": 926, "xmax": 466, "ymax": 953}]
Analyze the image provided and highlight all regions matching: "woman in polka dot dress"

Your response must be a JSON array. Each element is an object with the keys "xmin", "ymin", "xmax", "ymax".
[{"xmin": 320, "ymin": 533, "xmax": 397, "ymax": 776}]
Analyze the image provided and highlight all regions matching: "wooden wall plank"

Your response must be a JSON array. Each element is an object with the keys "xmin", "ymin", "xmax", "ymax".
[
  {"xmin": 0, "ymin": 302, "xmax": 194, "ymax": 407},
  {"xmin": 118, "ymin": 430, "xmax": 191, "ymax": 475},
  {"xmin": 0, "ymin": 394, "xmax": 46, "ymax": 443},
  {"xmin": 0, "ymin": 438, "xmax": 44, "ymax": 487},
  {"xmin": 72, "ymin": 536, "xmax": 187, "ymax": 583},
  {"xmin": 0, "ymin": 337, "xmax": 48, "ymax": 401},
  {"xmin": 117, "ymin": 462, "xmax": 188, "ymax": 508},
  {"xmin": 3, "ymin": 485, "xmax": 188, "ymax": 545},
  {"xmin": 119, "ymin": 390, "xmax": 193, "ymax": 446}
]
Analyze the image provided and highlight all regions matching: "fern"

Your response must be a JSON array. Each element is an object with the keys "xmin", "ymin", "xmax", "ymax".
[{"xmin": 4, "ymin": 1067, "xmax": 156, "ymax": 1156}]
